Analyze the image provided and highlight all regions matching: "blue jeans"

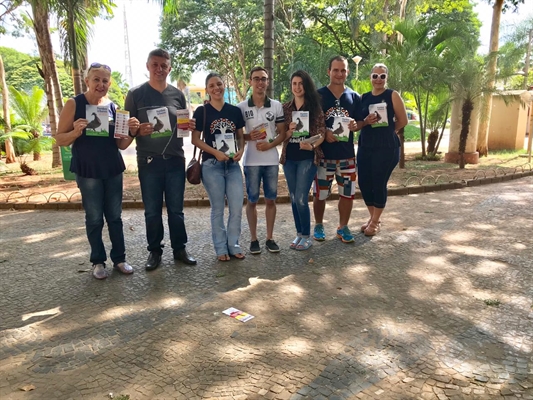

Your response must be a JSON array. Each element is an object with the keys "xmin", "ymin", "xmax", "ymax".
[
  {"xmin": 283, "ymin": 159, "xmax": 317, "ymax": 236},
  {"xmin": 243, "ymin": 165, "xmax": 279, "ymax": 203},
  {"xmin": 201, "ymin": 159, "xmax": 244, "ymax": 256},
  {"xmin": 76, "ymin": 173, "xmax": 125, "ymax": 265},
  {"xmin": 356, "ymin": 146, "xmax": 399, "ymax": 208},
  {"xmin": 138, "ymin": 155, "xmax": 187, "ymax": 254}
]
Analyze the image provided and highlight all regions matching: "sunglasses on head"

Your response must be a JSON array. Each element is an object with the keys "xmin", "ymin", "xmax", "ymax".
[
  {"xmin": 88, "ymin": 62, "xmax": 111, "ymax": 72},
  {"xmin": 371, "ymin": 73, "xmax": 387, "ymax": 80}
]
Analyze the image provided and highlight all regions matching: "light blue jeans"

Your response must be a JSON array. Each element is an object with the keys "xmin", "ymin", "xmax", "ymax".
[
  {"xmin": 283, "ymin": 159, "xmax": 317, "ymax": 236},
  {"xmin": 201, "ymin": 159, "xmax": 244, "ymax": 256}
]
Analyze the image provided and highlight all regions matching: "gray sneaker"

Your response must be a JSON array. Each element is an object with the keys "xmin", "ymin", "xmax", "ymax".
[
  {"xmin": 92, "ymin": 263, "xmax": 108, "ymax": 280},
  {"xmin": 114, "ymin": 262, "xmax": 134, "ymax": 274}
]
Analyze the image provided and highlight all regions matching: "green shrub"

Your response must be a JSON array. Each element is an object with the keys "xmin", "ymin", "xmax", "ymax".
[{"xmin": 403, "ymin": 124, "xmax": 421, "ymax": 142}]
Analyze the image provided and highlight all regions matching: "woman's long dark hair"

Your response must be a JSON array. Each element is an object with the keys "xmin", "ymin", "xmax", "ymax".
[{"xmin": 290, "ymin": 70, "xmax": 321, "ymax": 123}]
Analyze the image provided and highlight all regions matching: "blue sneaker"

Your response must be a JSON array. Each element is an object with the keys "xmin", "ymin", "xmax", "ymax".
[
  {"xmin": 313, "ymin": 224, "xmax": 326, "ymax": 241},
  {"xmin": 336, "ymin": 225, "xmax": 354, "ymax": 243}
]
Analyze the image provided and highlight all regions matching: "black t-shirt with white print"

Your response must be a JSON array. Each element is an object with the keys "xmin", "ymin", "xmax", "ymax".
[{"xmin": 193, "ymin": 102, "xmax": 245, "ymax": 162}]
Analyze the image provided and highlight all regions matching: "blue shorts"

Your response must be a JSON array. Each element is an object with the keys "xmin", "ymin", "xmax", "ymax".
[{"xmin": 244, "ymin": 165, "xmax": 279, "ymax": 203}]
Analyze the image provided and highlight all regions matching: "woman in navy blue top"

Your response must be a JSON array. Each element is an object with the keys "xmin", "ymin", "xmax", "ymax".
[
  {"xmin": 56, "ymin": 63, "xmax": 139, "ymax": 279},
  {"xmin": 192, "ymin": 73, "xmax": 246, "ymax": 261},
  {"xmin": 357, "ymin": 63, "xmax": 408, "ymax": 236}
]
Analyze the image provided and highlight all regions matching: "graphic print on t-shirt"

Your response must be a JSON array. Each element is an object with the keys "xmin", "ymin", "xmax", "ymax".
[
  {"xmin": 211, "ymin": 118, "xmax": 237, "ymax": 158},
  {"xmin": 291, "ymin": 111, "xmax": 310, "ymax": 140},
  {"xmin": 146, "ymin": 107, "xmax": 172, "ymax": 138},
  {"xmin": 368, "ymin": 102, "xmax": 389, "ymax": 127},
  {"xmin": 85, "ymin": 105, "xmax": 109, "ymax": 137}
]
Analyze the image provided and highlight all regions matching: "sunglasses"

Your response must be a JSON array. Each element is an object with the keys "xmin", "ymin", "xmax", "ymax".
[
  {"xmin": 371, "ymin": 73, "xmax": 387, "ymax": 80},
  {"xmin": 88, "ymin": 62, "xmax": 111, "ymax": 72}
]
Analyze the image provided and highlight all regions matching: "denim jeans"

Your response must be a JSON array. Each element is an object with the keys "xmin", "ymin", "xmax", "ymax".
[
  {"xmin": 138, "ymin": 155, "xmax": 187, "ymax": 254},
  {"xmin": 201, "ymin": 159, "xmax": 244, "ymax": 256},
  {"xmin": 283, "ymin": 159, "xmax": 317, "ymax": 236},
  {"xmin": 76, "ymin": 173, "xmax": 125, "ymax": 265},
  {"xmin": 243, "ymin": 165, "xmax": 279, "ymax": 203}
]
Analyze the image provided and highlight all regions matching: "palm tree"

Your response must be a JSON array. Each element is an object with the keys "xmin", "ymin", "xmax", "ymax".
[
  {"xmin": 476, "ymin": 0, "xmax": 525, "ymax": 157},
  {"xmin": 0, "ymin": 53, "xmax": 16, "ymax": 163},
  {"xmin": 29, "ymin": 0, "xmax": 63, "ymax": 168},
  {"xmin": 264, "ymin": 0, "xmax": 274, "ymax": 98},
  {"xmin": 56, "ymin": 0, "xmax": 115, "ymax": 95},
  {"xmin": 9, "ymin": 86, "xmax": 48, "ymax": 160}
]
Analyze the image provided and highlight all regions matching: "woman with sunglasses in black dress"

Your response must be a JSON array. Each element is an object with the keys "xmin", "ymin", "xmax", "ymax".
[
  {"xmin": 56, "ymin": 63, "xmax": 139, "ymax": 279},
  {"xmin": 357, "ymin": 63, "xmax": 408, "ymax": 236}
]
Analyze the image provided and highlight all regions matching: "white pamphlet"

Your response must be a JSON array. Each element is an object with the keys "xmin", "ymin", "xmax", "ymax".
[
  {"xmin": 146, "ymin": 107, "xmax": 172, "ymax": 138},
  {"xmin": 369, "ymin": 102, "xmax": 389, "ymax": 127},
  {"xmin": 331, "ymin": 116, "xmax": 351, "ymax": 142},
  {"xmin": 176, "ymin": 109, "xmax": 190, "ymax": 138},
  {"xmin": 114, "ymin": 110, "xmax": 130, "ymax": 139},
  {"xmin": 85, "ymin": 105, "xmax": 109, "ymax": 137}
]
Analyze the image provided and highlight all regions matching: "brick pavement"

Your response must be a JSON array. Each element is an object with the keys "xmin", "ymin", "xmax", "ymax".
[{"xmin": 0, "ymin": 177, "xmax": 532, "ymax": 400}]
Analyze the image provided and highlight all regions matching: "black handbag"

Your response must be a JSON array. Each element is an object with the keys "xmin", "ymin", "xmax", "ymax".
[{"xmin": 186, "ymin": 106, "xmax": 205, "ymax": 185}]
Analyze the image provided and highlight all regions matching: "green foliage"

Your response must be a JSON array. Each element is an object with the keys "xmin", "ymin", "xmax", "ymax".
[
  {"xmin": 8, "ymin": 85, "xmax": 47, "ymax": 132},
  {"xmin": 0, "ymin": 46, "xmax": 74, "ymax": 97},
  {"xmin": 160, "ymin": 0, "xmax": 263, "ymax": 102},
  {"xmin": 403, "ymin": 123, "xmax": 421, "ymax": 142},
  {"xmin": 0, "ymin": 127, "xmax": 53, "ymax": 157},
  {"xmin": 107, "ymin": 71, "xmax": 130, "ymax": 108}
]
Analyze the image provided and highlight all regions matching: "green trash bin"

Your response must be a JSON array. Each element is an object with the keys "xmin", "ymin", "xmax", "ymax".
[{"xmin": 60, "ymin": 146, "xmax": 76, "ymax": 181}]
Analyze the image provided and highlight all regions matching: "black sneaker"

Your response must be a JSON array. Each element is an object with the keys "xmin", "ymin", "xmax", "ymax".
[
  {"xmin": 265, "ymin": 239, "xmax": 280, "ymax": 253},
  {"xmin": 250, "ymin": 240, "xmax": 261, "ymax": 254}
]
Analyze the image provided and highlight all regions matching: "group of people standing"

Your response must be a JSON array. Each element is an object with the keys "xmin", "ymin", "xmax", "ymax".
[{"xmin": 56, "ymin": 49, "xmax": 407, "ymax": 280}]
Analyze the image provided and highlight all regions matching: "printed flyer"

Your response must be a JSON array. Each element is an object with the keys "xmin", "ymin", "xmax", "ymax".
[
  {"xmin": 114, "ymin": 110, "xmax": 130, "ymax": 139},
  {"xmin": 253, "ymin": 122, "xmax": 273, "ymax": 143},
  {"xmin": 331, "ymin": 116, "xmax": 351, "ymax": 142},
  {"xmin": 85, "ymin": 105, "xmax": 109, "ymax": 137},
  {"xmin": 291, "ymin": 111, "xmax": 310, "ymax": 138},
  {"xmin": 215, "ymin": 133, "xmax": 237, "ymax": 158},
  {"xmin": 176, "ymin": 109, "xmax": 190, "ymax": 138},
  {"xmin": 368, "ymin": 102, "xmax": 389, "ymax": 127},
  {"xmin": 146, "ymin": 107, "xmax": 172, "ymax": 138},
  {"xmin": 222, "ymin": 307, "xmax": 255, "ymax": 323}
]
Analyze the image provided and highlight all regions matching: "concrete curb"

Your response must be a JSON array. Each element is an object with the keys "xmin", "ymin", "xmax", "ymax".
[{"xmin": 1, "ymin": 170, "xmax": 532, "ymax": 211}]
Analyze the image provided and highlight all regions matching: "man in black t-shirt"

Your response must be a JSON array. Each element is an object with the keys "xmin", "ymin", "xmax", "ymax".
[{"xmin": 122, "ymin": 48, "xmax": 196, "ymax": 271}]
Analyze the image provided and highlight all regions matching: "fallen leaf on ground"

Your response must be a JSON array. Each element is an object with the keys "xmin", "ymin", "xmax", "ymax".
[{"xmin": 19, "ymin": 384, "xmax": 35, "ymax": 391}]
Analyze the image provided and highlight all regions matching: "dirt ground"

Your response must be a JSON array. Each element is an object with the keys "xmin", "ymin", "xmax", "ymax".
[{"xmin": 0, "ymin": 148, "xmax": 530, "ymax": 203}]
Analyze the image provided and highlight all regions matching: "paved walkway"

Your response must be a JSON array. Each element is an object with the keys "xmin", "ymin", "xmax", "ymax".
[{"xmin": 0, "ymin": 178, "xmax": 532, "ymax": 400}]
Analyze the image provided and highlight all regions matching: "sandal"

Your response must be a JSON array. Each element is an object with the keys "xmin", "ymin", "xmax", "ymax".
[
  {"xmin": 217, "ymin": 254, "xmax": 230, "ymax": 262},
  {"xmin": 290, "ymin": 236, "xmax": 302, "ymax": 250},
  {"xmin": 233, "ymin": 253, "xmax": 246, "ymax": 260},
  {"xmin": 364, "ymin": 221, "xmax": 381, "ymax": 236},
  {"xmin": 361, "ymin": 219, "xmax": 381, "ymax": 232},
  {"xmin": 295, "ymin": 237, "xmax": 313, "ymax": 251}
]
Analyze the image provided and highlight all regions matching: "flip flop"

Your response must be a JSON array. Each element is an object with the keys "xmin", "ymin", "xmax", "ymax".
[
  {"xmin": 233, "ymin": 253, "xmax": 246, "ymax": 260},
  {"xmin": 217, "ymin": 254, "xmax": 230, "ymax": 262}
]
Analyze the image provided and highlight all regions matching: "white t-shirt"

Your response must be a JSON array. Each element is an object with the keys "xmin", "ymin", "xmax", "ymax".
[{"xmin": 237, "ymin": 96, "xmax": 285, "ymax": 166}]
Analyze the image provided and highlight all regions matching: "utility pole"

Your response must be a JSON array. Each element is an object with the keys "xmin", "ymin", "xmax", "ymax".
[
  {"xmin": 523, "ymin": 29, "xmax": 532, "ymax": 90},
  {"xmin": 124, "ymin": 5, "xmax": 133, "ymax": 88}
]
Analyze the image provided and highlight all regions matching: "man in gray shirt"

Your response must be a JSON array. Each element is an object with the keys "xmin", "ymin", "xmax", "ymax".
[{"xmin": 123, "ymin": 48, "xmax": 196, "ymax": 270}]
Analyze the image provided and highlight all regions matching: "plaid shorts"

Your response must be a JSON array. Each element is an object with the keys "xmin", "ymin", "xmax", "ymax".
[{"xmin": 313, "ymin": 158, "xmax": 357, "ymax": 200}]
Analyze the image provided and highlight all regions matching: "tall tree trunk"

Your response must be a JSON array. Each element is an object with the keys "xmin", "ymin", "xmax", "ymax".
[
  {"xmin": 31, "ymin": 0, "xmax": 64, "ymax": 167},
  {"xmin": 264, "ymin": 0, "xmax": 275, "ymax": 98},
  {"xmin": 0, "ymin": 54, "xmax": 16, "ymax": 163},
  {"xmin": 524, "ymin": 29, "xmax": 532, "ymax": 90},
  {"xmin": 67, "ymin": 1, "xmax": 83, "ymax": 95},
  {"xmin": 476, "ymin": 0, "xmax": 503, "ymax": 157},
  {"xmin": 459, "ymin": 97, "xmax": 474, "ymax": 169}
]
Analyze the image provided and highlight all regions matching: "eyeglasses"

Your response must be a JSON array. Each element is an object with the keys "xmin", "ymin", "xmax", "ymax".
[
  {"xmin": 251, "ymin": 77, "xmax": 269, "ymax": 83},
  {"xmin": 88, "ymin": 62, "xmax": 111, "ymax": 72},
  {"xmin": 334, "ymin": 99, "xmax": 341, "ymax": 108},
  {"xmin": 371, "ymin": 73, "xmax": 387, "ymax": 80}
]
